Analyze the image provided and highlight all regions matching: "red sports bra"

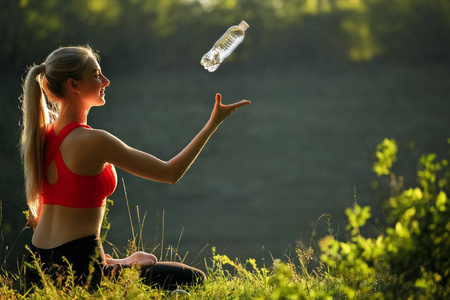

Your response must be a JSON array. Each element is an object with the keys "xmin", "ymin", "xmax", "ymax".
[{"xmin": 42, "ymin": 122, "xmax": 117, "ymax": 208}]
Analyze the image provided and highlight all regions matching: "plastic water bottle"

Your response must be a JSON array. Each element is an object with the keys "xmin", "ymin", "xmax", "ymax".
[{"xmin": 200, "ymin": 21, "xmax": 249, "ymax": 72}]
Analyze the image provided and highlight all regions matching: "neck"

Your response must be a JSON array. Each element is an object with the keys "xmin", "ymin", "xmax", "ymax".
[{"xmin": 55, "ymin": 102, "xmax": 90, "ymax": 129}]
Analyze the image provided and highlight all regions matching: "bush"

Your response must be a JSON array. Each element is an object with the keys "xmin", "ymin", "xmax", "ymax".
[{"xmin": 320, "ymin": 138, "xmax": 450, "ymax": 299}]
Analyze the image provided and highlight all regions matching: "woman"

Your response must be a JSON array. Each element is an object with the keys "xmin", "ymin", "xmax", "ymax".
[{"xmin": 20, "ymin": 46, "xmax": 250, "ymax": 290}]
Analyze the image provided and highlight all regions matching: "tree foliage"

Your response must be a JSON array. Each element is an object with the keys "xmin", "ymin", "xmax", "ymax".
[{"xmin": 2, "ymin": 0, "xmax": 450, "ymax": 72}]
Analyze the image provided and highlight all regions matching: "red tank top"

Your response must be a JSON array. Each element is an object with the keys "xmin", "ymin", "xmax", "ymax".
[{"xmin": 42, "ymin": 122, "xmax": 117, "ymax": 208}]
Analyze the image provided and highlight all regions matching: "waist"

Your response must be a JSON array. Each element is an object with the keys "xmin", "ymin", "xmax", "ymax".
[
  {"xmin": 30, "ymin": 235, "xmax": 99, "ymax": 253},
  {"xmin": 32, "ymin": 204, "xmax": 105, "ymax": 249}
]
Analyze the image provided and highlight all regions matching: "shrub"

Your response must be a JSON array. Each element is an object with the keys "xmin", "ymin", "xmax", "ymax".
[{"xmin": 320, "ymin": 138, "xmax": 450, "ymax": 299}]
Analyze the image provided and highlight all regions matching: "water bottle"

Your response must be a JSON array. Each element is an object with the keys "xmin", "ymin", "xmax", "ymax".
[{"xmin": 200, "ymin": 21, "xmax": 249, "ymax": 72}]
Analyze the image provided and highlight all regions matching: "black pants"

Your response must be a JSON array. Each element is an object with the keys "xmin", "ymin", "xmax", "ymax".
[{"xmin": 25, "ymin": 235, "xmax": 205, "ymax": 291}]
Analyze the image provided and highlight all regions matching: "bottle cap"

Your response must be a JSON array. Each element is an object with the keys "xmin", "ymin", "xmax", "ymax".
[{"xmin": 239, "ymin": 21, "xmax": 249, "ymax": 31}]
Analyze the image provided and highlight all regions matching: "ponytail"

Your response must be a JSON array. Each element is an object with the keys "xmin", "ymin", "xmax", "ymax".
[{"xmin": 20, "ymin": 64, "xmax": 53, "ymax": 224}]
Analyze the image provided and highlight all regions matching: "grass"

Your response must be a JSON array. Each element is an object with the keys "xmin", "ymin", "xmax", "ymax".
[
  {"xmin": 5, "ymin": 250, "xmax": 306, "ymax": 298},
  {"xmin": 0, "ymin": 245, "xmax": 344, "ymax": 299},
  {"xmin": 0, "ymin": 196, "xmax": 340, "ymax": 299}
]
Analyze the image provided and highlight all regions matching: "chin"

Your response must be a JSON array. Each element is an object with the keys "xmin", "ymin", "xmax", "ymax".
[{"xmin": 93, "ymin": 99, "xmax": 106, "ymax": 107}]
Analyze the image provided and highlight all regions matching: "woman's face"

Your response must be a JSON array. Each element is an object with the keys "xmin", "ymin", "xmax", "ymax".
[{"xmin": 77, "ymin": 55, "xmax": 110, "ymax": 106}]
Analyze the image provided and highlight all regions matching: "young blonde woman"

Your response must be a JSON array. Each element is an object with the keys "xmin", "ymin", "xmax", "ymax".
[{"xmin": 20, "ymin": 46, "xmax": 250, "ymax": 290}]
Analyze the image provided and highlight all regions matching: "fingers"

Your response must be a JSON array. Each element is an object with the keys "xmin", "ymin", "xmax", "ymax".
[
  {"xmin": 211, "ymin": 93, "xmax": 250, "ymax": 125},
  {"xmin": 215, "ymin": 93, "xmax": 251, "ymax": 108},
  {"xmin": 230, "ymin": 99, "xmax": 251, "ymax": 109},
  {"xmin": 216, "ymin": 93, "xmax": 222, "ymax": 104}
]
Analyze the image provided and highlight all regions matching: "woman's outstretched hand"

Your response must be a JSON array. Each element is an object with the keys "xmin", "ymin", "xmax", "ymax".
[
  {"xmin": 105, "ymin": 251, "xmax": 158, "ymax": 267},
  {"xmin": 210, "ymin": 93, "xmax": 251, "ymax": 127}
]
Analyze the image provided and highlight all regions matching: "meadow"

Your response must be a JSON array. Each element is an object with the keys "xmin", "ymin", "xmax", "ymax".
[{"xmin": 1, "ymin": 60, "xmax": 449, "ymax": 298}]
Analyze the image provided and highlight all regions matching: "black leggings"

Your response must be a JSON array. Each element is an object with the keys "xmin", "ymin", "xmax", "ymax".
[{"xmin": 25, "ymin": 235, "xmax": 205, "ymax": 291}]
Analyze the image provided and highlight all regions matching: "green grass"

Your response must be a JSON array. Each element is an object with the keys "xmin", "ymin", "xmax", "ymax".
[{"xmin": 0, "ymin": 223, "xmax": 340, "ymax": 299}]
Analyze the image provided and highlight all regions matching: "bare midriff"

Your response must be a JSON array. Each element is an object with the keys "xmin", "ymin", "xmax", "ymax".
[{"xmin": 32, "ymin": 204, "xmax": 105, "ymax": 250}]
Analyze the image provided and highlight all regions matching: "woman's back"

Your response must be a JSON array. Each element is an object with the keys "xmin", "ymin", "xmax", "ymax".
[{"xmin": 32, "ymin": 122, "xmax": 116, "ymax": 249}]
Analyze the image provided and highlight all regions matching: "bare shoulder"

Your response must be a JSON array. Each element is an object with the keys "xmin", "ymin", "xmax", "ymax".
[
  {"xmin": 62, "ymin": 127, "xmax": 126, "ymax": 163},
  {"xmin": 70, "ymin": 127, "xmax": 121, "ymax": 146}
]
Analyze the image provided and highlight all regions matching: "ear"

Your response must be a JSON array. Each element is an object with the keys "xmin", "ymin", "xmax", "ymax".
[{"xmin": 66, "ymin": 78, "xmax": 81, "ymax": 93}]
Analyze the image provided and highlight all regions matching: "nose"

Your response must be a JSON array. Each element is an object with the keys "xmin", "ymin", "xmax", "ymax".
[{"xmin": 102, "ymin": 75, "xmax": 110, "ymax": 87}]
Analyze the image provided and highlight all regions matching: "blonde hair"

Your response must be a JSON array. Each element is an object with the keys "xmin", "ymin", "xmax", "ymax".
[{"xmin": 20, "ymin": 46, "xmax": 98, "ymax": 221}]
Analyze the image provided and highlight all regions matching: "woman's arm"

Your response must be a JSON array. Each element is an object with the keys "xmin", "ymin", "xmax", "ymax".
[{"xmin": 95, "ymin": 93, "xmax": 250, "ymax": 184}]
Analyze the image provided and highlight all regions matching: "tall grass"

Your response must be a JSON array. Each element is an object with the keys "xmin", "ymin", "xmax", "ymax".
[{"xmin": 0, "ymin": 232, "xmax": 338, "ymax": 299}]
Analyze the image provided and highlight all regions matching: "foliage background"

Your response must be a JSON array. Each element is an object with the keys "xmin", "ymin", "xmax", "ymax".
[{"xmin": 1, "ymin": 0, "xmax": 450, "ymax": 272}]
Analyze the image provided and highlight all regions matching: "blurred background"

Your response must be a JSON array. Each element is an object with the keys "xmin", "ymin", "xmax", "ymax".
[{"xmin": 1, "ymin": 0, "xmax": 449, "ymax": 272}]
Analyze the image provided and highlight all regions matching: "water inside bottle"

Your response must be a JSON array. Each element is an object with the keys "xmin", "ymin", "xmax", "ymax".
[
  {"xmin": 216, "ymin": 31, "xmax": 244, "ymax": 59},
  {"xmin": 200, "ymin": 50, "xmax": 221, "ymax": 72},
  {"xmin": 201, "ymin": 26, "xmax": 245, "ymax": 72}
]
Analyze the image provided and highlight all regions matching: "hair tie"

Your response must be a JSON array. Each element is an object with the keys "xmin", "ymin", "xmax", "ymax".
[{"xmin": 39, "ymin": 63, "xmax": 46, "ymax": 74}]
